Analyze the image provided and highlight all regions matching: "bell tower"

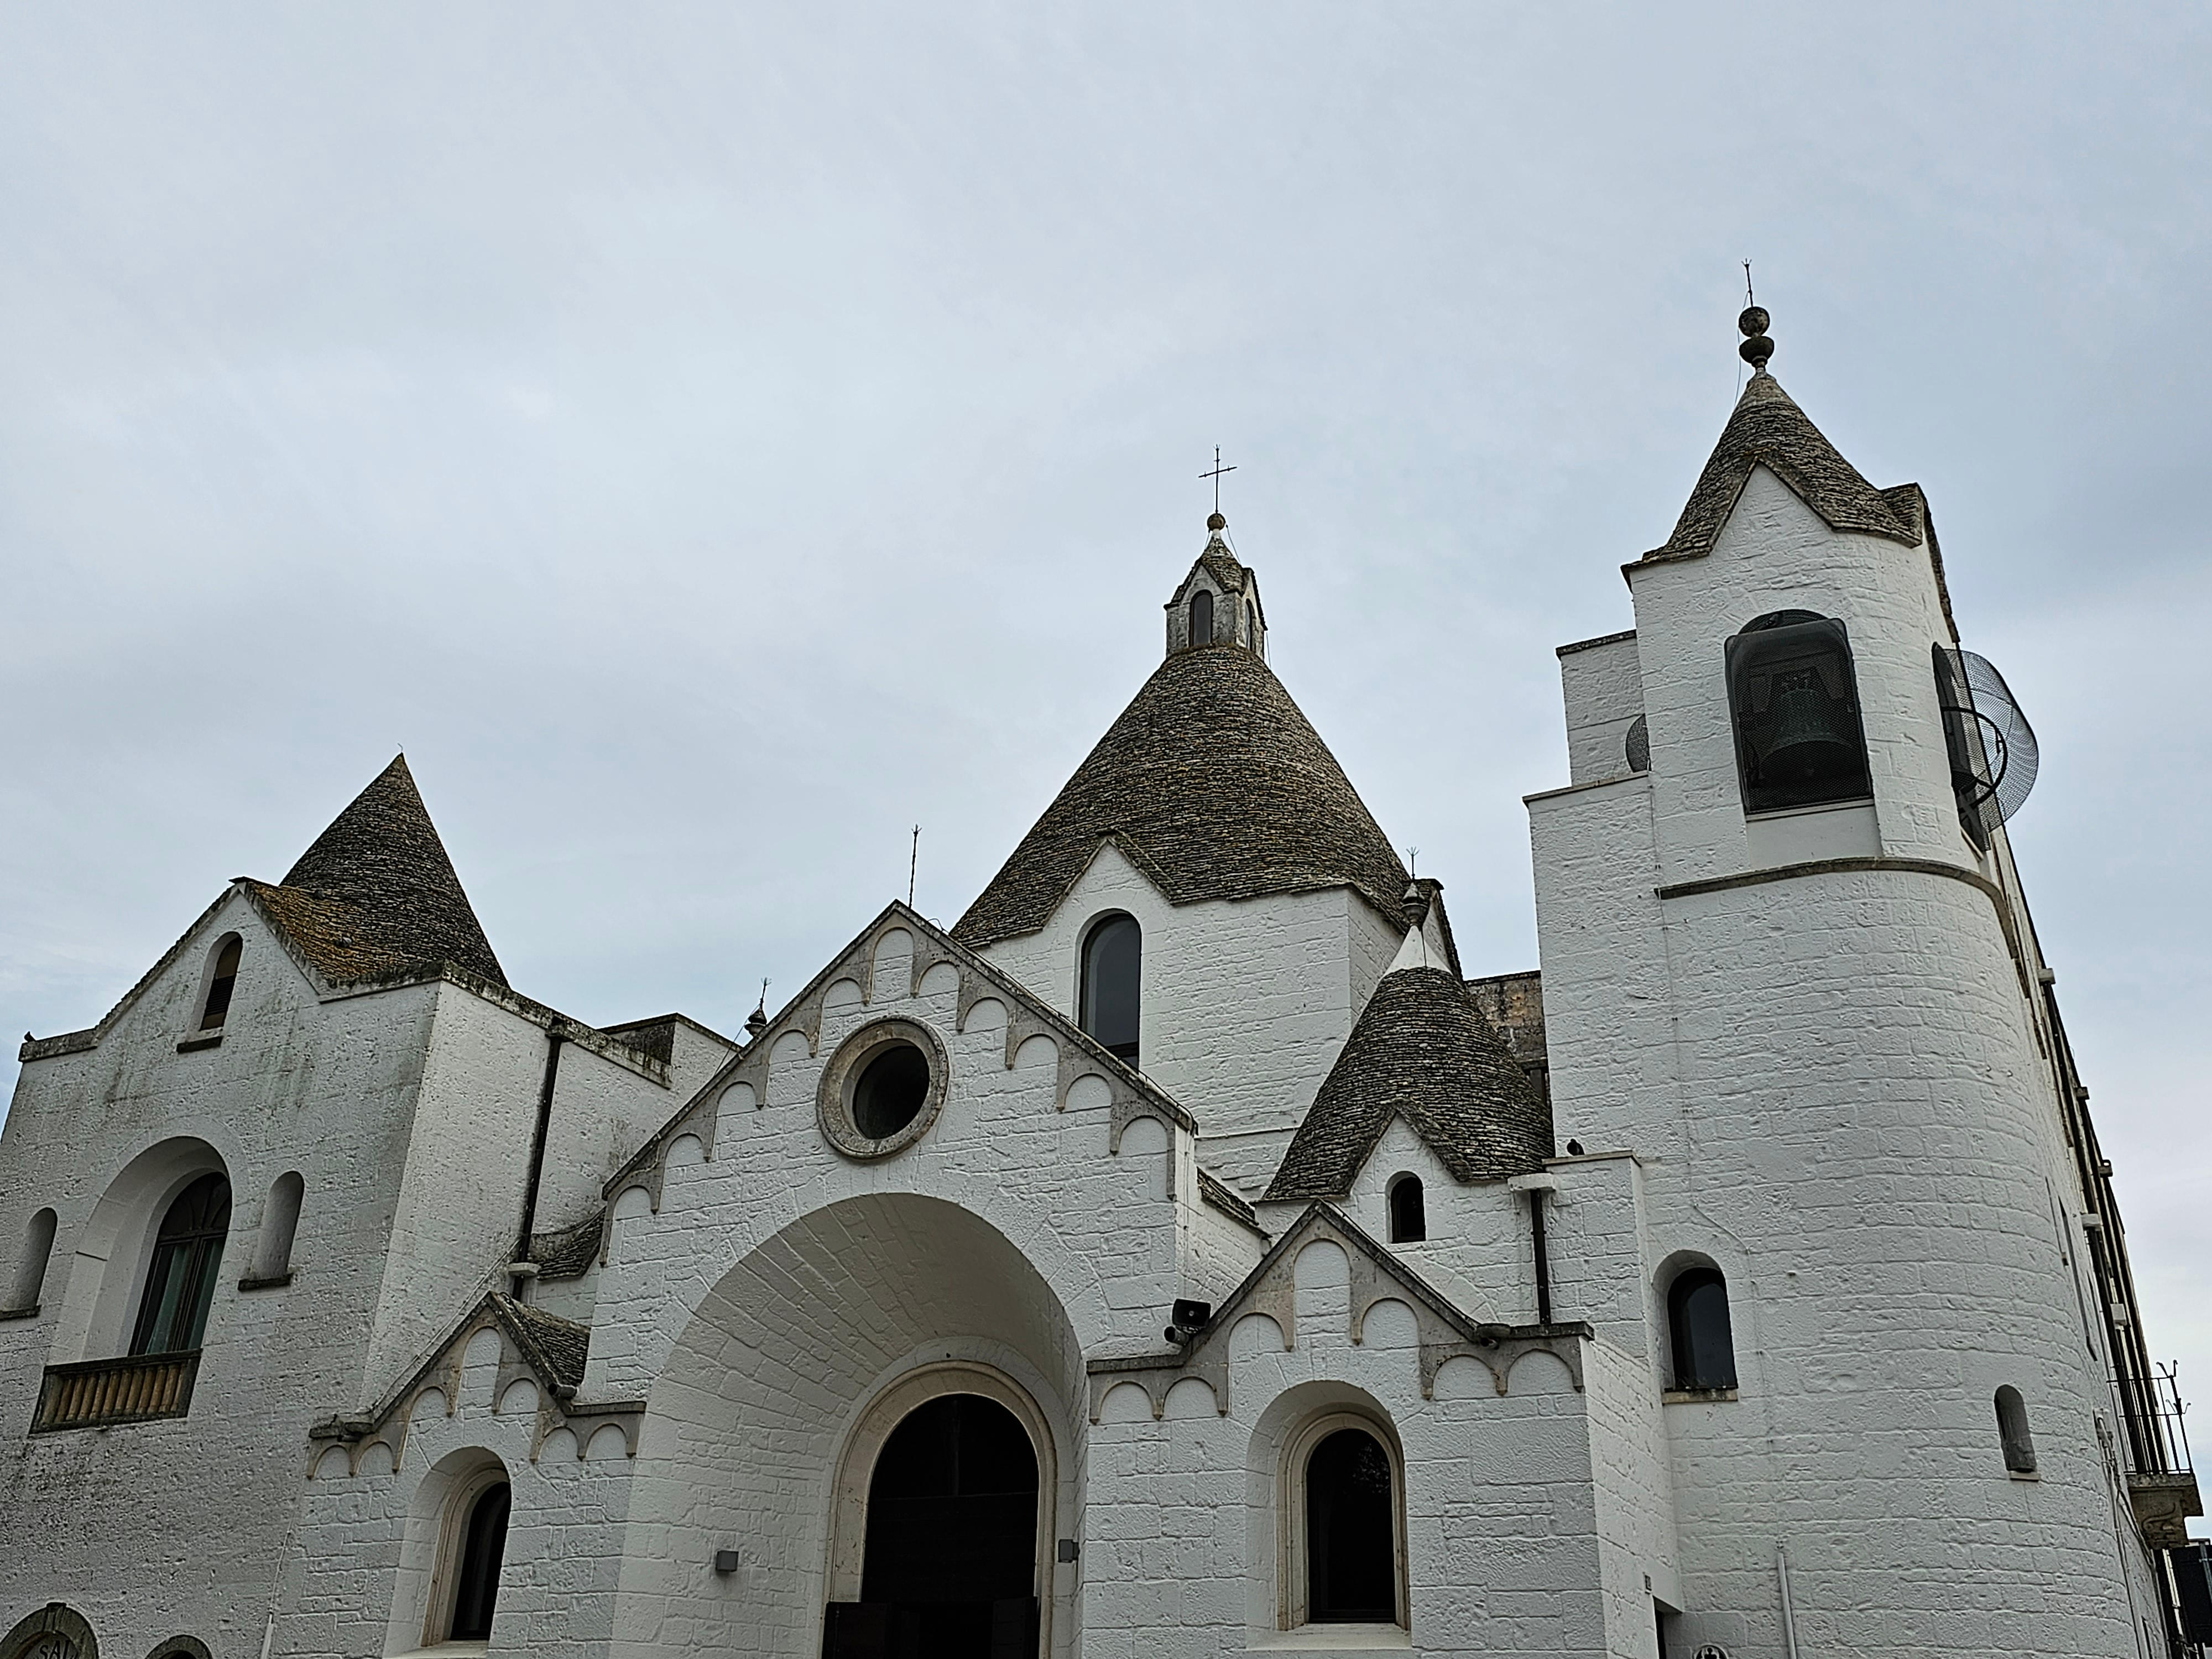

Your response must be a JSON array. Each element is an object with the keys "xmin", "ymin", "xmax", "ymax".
[
  {"xmin": 1525, "ymin": 308, "xmax": 2176, "ymax": 1656},
  {"xmin": 1164, "ymin": 512, "xmax": 1267, "ymax": 660}
]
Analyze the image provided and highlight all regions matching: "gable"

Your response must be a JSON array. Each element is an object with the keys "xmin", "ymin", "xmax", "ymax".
[
  {"xmin": 603, "ymin": 900, "xmax": 1201, "ymax": 1217},
  {"xmin": 1086, "ymin": 1203, "xmax": 1590, "ymax": 1418}
]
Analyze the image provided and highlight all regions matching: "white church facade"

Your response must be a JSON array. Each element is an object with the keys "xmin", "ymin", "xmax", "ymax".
[{"xmin": 2, "ymin": 314, "xmax": 2204, "ymax": 1659}]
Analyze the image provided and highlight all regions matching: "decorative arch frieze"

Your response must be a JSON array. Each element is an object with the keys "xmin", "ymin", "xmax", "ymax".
[
  {"xmin": 600, "ymin": 901, "xmax": 1198, "ymax": 1225},
  {"xmin": 1086, "ymin": 1204, "xmax": 1590, "ymax": 1421},
  {"xmin": 306, "ymin": 1293, "xmax": 642, "ymax": 1477}
]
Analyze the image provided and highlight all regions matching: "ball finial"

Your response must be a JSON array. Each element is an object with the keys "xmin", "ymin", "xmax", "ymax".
[
  {"xmin": 1207, "ymin": 512, "xmax": 1227, "ymax": 532},
  {"xmin": 1738, "ymin": 305, "xmax": 1774, "ymax": 372}
]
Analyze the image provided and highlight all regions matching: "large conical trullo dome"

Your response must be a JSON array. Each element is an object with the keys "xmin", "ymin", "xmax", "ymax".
[
  {"xmin": 954, "ymin": 638, "xmax": 1410, "ymax": 946},
  {"xmin": 247, "ymin": 755, "xmax": 507, "ymax": 985}
]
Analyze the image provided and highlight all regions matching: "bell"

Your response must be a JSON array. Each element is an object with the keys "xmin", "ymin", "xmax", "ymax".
[{"xmin": 1757, "ymin": 667, "xmax": 1855, "ymax": 785}]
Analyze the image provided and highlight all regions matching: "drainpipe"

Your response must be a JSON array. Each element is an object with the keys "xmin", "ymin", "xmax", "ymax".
[
  {"xmin": 1509, "ymin": 1173, "xmax": 1559, "ymax": 1324},
  {"xmin": 510, "ymin": 1024, "xmax": 565, "ymax": 1298},
  {"xmin": 1776, "ymin": 1542, "xmax": 1802, "ymax": 1659}
]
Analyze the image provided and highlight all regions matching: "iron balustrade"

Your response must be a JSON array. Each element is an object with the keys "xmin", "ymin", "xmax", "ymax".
[
  {"xmin": 32, "ymin": 1349, "xmax": 201, "ymax": 1432},
  {"xmin": 2119, "ymin": 1362, "xmax": 2194, "ymax": 1477}
]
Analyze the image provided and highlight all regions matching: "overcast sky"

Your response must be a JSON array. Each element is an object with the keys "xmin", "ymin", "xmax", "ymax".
[{"xmin": 3, "ymin": 5, "xmax": 2207, "ymax": 1436}]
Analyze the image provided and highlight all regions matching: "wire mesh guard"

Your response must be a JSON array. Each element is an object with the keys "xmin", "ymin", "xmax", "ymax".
[{"xmin": 1934, "ymin": 646, "xmax": 2039, "ymax": 840}]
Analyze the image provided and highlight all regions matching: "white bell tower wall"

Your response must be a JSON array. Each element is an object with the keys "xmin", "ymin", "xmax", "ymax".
[{"xmin": 1528, "ymin": 460, "xmax": 2157, "ymax": 1656}]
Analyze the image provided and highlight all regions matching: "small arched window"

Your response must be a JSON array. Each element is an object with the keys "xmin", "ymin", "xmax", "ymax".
[
  {"xmin": 1245, "ymin": 601, "xmax": 1258, "ymax": 649},
  {"xmin": 1725, "ymin": 611, "xmax": 1871, "ymax": 814},
  {"xmin": 1387, "ymin": 1176, "xmax": 1426, "ymax": 1244},
  {"xmin": 129, "ymin": 1173, "xmax": 231, "ymax": 1355},
  {"xmin": 197, "ymin": 936, "xmax": 243, "ymax": 1031},
  {"xmin": 1079, "ymin": 914, "xmax": 1141, "ymax": 1065},
  {"xmin": 1666, "ymin": 1266, "xmax": 1737, "ymax": 1391},
  {"xmin": 1995, "ymin": 1386, "xmax": 2037, "ymax": 1476},
  {"xmin": 248, "ymin": 1172, "xmax": 304, "ymax": 1285},
  {"xmin": 1190, "ymin": 589, "xmax": 1215, "ymax": 646},
  {"xmin": 8, "ymin": 1207, "xmax": 58, "ymax": 1312},
  {"xmin": 1302, "ymin": 1425, "xmax": 1401, "ymax": 1625},
  {"xmin": 448, "ymin": 1480, "xmax": 512, "ymax": 1639}
]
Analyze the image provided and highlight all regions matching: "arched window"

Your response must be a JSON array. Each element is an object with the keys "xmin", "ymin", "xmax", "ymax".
[
  {"xmin": 1387, "ymin": 1176, "xmax": 1426, "ymax": 1244},
  {"xmin": 1245, "ymin": 601, "xmax": 1258, "ymax": 649},
  {"xmin": 448, "ymin": 1480, "xmax": 512, "ymax": 1639},
  {"xmin": 1287, "ymin": 1419, "xmax": 1403, "ymax": 1627},
  {"xmin": 247, "ymin": 1172, "xmax": 304, "ymax": 1286},
  {"xmin": 1995, "ymin": 1386, "xmax": 2037, "ymax": 1476},
  {"xmin": 197, "ymin": 936, "xmax": 243, "ymax": 1031},
  {"xmin": 129, "ymin": 1173, "xmax": 231, "ymax": 1355},
  {"xmin": 1666, "ymin": 1266, "xmax": 1736, "ymax": 1391},
  {"xmin": 856, "ymin": 1394, "xmax": 1040, "ymax": 1649},
  {"xmin": 7, "ymin": 1207, "xmax": 57, "ymax": 1313},
  {"xmin": 1079, "ymin": 914, "xmax": 1141, "ymax": 1065},
  {"xmin": 1190, "ymin": 588, "xmax": 1215, "ymax": 646},
  {"xmin": 1725, "ymin": 611, "xmax": 1871, "ymax": 814}
]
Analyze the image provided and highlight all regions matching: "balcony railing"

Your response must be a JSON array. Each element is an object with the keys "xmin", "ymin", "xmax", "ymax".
[
  {"xmin": 32, "ymin": 1350, "xmax": 201, "ymax": 1432},
  {"xmin": 2120, "ymin": 1362, "xmax": 2194, "ymax": 1477},
  {"xmin": 2120, "ymin": 1363, "xmax": 2203, "ymax": 1550}
]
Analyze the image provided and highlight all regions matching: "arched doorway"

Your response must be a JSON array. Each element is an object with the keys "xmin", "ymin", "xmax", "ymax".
[{"xmin": 826, "ymin": 1391, "xmax": 1042, "ymax": 1658}]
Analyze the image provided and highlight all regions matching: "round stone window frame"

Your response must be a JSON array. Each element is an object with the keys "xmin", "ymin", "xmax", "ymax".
[{"xmin": 817, "ymin": 1017, "xmax": 951, "ymax": 1160}]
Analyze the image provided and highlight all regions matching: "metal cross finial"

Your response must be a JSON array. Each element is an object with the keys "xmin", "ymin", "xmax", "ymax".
[{"xmin": 1199, "ymin": 446, "xmax": 1237, "ymax": 516}]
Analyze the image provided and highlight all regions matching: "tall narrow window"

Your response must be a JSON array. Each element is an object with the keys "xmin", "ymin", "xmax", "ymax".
[
  {"xmin": 1079, "ymin": 914, "xmax": 1141, "ymax": 1065},
  {"xmin": 129, "ymin": 1174, "xmax": 231, "ymax": 1355},
  {"xmin": 1306, "ymin": 1427, "xmax": 1398, "ymax": 1624},
  {"xmin": 8, "ymin": 1207, "xmax": 57, "ymax": 1311},
  {"xmin": 199, "ymin": 936, "xmax": 243, "ymax": 1031},
  {"xmin": 1245, "ymin": 601, "xmax": 1258, "ymax": 648},
  {"xmin": 1995, "ymin": 1386, "xmax": 2037, "ymax": 1475},
  {"xmin": 1667, "ymin": 1266, "xmax": 1736, "ymax": 1391},
  {"xmin": 248, "ymin": 1172, "xmax": 304, "ymax": 1284},
  {"xmin": 1387, "ymin": 1176, "xmax": 1426, "ymax": 1244},
  {"xmin": 1725, "ymin": 612, "xmax": 1871, "ymax": 813},
  {"xmin": 1190, "ymin": 589, "xmax": 1215, "ymax": 646},
  {"xmin": 449, "ymin": 1480, "xmax": 512, "ymax": 1638}
]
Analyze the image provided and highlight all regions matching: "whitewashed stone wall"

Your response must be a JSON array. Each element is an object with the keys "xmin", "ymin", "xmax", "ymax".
[
  {"xmin": 0, "ymin": 892, "xmax": 442, "ymax": 1656},
  {"xmin": 978, "ymin": 844, "xmax": 1407, "ymax": 1195},
  {"xmin": 1530, "ymin": 462, "xmax": 2156, "ymax": 1656}
]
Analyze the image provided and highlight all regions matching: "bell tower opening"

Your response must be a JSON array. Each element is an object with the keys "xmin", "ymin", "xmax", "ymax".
[
  {"xmin": 827, "ymin": 1392, "xmax": 1042, "ymax": 1658},
  {"xmin": 1164, "ymin": 512, "xmax": 1265, "ymax": 660}
]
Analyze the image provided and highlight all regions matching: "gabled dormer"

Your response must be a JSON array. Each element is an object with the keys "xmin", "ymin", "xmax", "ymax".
[{"xmin": 1164, "ymin": 513, "xmax": 1267, "ymax": 659}]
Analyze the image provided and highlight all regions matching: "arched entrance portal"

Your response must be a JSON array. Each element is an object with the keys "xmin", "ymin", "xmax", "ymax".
[{"xmin": 826, "ymin": 1390, "xmax": 1043, "ymax": 1658}]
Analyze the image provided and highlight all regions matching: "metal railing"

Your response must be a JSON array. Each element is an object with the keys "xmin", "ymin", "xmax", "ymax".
[
  {"xmin": 32, "ymin": 1349, "xmax": 201, "ymax": 1432},
  {"xmin": 2119, "ymin": 1361, "xmax": 2194, "ymax": 1478}
]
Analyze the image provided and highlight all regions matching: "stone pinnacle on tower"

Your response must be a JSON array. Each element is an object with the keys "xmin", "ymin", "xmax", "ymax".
[{"xmin": 1740, "ymin": 302, "xmax": 1775, "ymax": 374}]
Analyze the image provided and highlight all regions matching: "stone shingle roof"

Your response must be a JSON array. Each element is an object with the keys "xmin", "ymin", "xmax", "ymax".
[
  {"xmin": 955, "ymin": 646, "xmax": 1408, "ymax": 945},
  {"xmin": 1265, "ymin": 964, "xmax": 1552, "ymax": 1200},
  {"xmin": 530, "ymin": 1209, "xmax": 607, "ymax": 1282},
  {"xmin": 1646, "ymin": 371, "xmax": 1922, "ymax": 562},
  {"xmin": 493, "ymin": 1292, "xmax": 591, "ymax": 1393},
  {"xmin": 254, "ymin": 755, "xmax": 506, "ymax": 986}
]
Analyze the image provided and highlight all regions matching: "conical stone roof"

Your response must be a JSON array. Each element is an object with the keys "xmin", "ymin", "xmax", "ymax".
[
  {"xmin": 249, "ymin": 755, "xmax": 507, "ymax": 986},
  {"xmin": 954, "ymin": 645, "xmax": 1408, "ymax": 946},
  {"xmin": 1647, "ymin": 370, "xmax": 1922, "ymax": 562},
  {"xmin": 1265, "ymin": 964, "xmax": 1551, "ymax": 1200}
]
